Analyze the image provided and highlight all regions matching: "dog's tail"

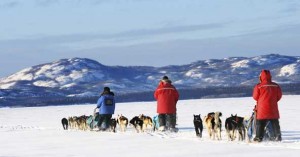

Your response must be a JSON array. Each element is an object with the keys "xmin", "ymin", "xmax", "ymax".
[{"xmin": 214, "ymin": 112, "xmax": 222, "ymax": 126}]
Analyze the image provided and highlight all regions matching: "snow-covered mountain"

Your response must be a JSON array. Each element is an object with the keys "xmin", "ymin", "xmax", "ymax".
[{"xmin": 0, "ymin": 54, "xmax": 300, "ymax": 100}]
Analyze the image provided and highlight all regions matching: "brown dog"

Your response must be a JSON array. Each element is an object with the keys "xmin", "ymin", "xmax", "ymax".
[
  {"xmin": 139, "ymin": 114, "xmax": 153, "ymax": 131},
  {"xmin": 117, "ymin": 114, "xmax": 128, "ymax": 132},
  {"xmin": 204, "ymin": 112, "xmax": 222, "ymax": 140}
]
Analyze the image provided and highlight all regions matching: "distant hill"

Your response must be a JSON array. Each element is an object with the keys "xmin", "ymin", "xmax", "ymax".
[{"xmin": 0, "ymin": 54, "xmax": 299, "ymax": 107}]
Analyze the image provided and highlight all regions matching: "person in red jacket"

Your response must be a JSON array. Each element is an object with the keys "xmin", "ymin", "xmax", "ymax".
[
  {"xmin": 154, "ymin": 76, "xmax": 179, "ymax": 132},
  {"xmin": 253, "ymin": 69, "xmax": 282, "ymax": 142}
]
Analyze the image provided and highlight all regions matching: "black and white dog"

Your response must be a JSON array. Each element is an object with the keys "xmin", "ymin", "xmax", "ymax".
[
  {"xmin": 129, "ymin": 116, "xmax": 144, "ymax": 133},
  {"xmin": 225, "ymin": 114, "xmax": 246, "ymax": 141},
  {"xmin": 204, "ymin": 112, "xmax": 222, "ymax": 140},
  {"xmin": 110, "ymin": 118, "xmax": 117, "ymax": 133},
  {"xmin": 61, "ymin": 117, "xmax": 68, "ymax": 130},
  {"xmin": 193, "ymin": 114, "xmax": 203, "ymax": 138}
]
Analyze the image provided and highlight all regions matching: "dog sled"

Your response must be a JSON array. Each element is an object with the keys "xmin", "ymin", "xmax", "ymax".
[
  {"xmin": 86, "ymin": 113, "xmax": 100, "ymax": 130},
  {"xmin": 152, "ymin": 115, "xmax": 160, "ymax": 131},
  {"xmin": 152, "ymin": 115, "xmax": 179, "ymax": 133},
  {"xmin": 86, "ymin": 112, "xmax": 117, "ymax": 132},
  {"xmin": 245, "ymin": 112, "xmax": 274, "ymax": 141}
]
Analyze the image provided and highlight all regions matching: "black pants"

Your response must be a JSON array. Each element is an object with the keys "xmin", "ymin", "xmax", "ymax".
[
  {"xmin": 255, "ymin": 119, "xmax": 281, "ymax": 141},
  {"xmin": 97, "ymin": 114, "xmax": 112, "ymax": 130},
  {"xmin": 158, "ymin": 114, "xmax": 176, "ymax": 129}
]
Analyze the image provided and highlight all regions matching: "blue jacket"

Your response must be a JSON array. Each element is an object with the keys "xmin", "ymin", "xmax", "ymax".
[{"xmin": 96, "ymin": 94, "xmax": 115, "ymax": 114}]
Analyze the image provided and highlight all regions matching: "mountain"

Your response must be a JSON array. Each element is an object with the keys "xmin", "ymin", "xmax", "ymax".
[{"xmin": 0, "ymin": 54, "xmax": 300, "ymax": 106}]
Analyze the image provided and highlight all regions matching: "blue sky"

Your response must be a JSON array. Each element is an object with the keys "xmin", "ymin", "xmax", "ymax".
[{"xmin": 0, "ymin": 0, "xmax": 300, "ymax": 77}]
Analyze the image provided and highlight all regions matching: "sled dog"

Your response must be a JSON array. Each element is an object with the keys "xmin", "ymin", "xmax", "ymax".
[
  {"xmin": 225, "ymin": 114, "xmax": 246, "ymax": 141},
  {"xmin": 139, "ymin": 114, "xmax": 153, "ymax": 131},
  {"xmin": 204, "ymin": 112, "xmax": 222, "ymax": 140},
  {"xmin": 130, "ymin": 116, "xmax": 144, "ymax": 133},
  {"xmin": 117, "ymin": 114, "xmax": 128, "ymax": 132},
  {"xmin": 77, "ymin": 115, "xmax": 88, "ymax": 131},
  {"xmin": 61, "ymin": 117, "xmax": 68, "ymax": 130},
  {"xmin": 68, "ymin": 116, "xmax": 77, "ymax": 129},
  {"xmin": 110, "ymin": 118, "xmax": 117, "ymax": 133},
  {"xmin": 193, "ymin": 114, "xmax": 203, "ymax": 138}
]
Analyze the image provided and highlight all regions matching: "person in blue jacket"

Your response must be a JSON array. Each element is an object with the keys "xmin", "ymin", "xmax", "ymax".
[{"xmin": 94, "ymin": 87, "xmax": 115, "ymax": 131}]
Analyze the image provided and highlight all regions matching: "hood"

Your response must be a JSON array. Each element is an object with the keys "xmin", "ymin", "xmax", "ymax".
[{"xmin": 259, "ymin": 70, "xmax": 272, "ymax": 83}]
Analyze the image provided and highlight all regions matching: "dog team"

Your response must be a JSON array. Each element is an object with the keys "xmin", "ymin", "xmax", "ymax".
[
  {"xmin": 61, "ymin": 114, "xmax": 156, "ymax": 133},
  {"xmin": 63, "ymin": 70, "xmax": 282, "ymax": 143},
  {"xmin": 193, "ymin": 112, "xmax": 247, "ymax": 141},
  {"xmin": 62, "ymin": 111, "xmax": 251, "ymax": 142}
]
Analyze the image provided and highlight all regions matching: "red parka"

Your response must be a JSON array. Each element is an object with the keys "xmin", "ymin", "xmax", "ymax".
[
  {"xmin": 253, "ymin": 70, "xmax": 282, "ymax": 120},
  {"xmin": 154, "ymin": 80, "xmax": 179, "ymax": 114}
]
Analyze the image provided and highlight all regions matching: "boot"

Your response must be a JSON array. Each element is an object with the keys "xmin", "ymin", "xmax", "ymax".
[
  {"xmin": 271, "ymin": 119, "xmax": 282, "ymax": 142},
  {"xmin": 253, "ymin": 120, "xmax": 267, "ymax": 142},
  {"xmin": 253, "ymin": 137, "xmax": 262, "ymax": 142},
  {"xmin": 158, "ymin": 114, "xmax": 166, "ymax": 127}
]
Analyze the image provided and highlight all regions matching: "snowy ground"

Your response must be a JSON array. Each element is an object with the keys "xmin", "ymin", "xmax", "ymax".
[{"xmin": 1, "ymin": 95, "xmax": 300, "ymax": 157}]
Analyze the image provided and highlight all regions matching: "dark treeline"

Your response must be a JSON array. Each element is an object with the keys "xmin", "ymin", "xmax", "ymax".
[{"xmin": 1, "ymin": 83, "xmax": 300, "ymax": 107}]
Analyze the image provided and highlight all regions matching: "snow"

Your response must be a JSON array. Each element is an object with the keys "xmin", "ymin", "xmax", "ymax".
[
  {"xmin": 0, "ymin": 82, "xmax": 16, "ymax": 89},
  {"xmin": 147, "ymin": 75, "xmax": 156, "ymax": 80},
  {"xmin": 33, "ymin": 80, "xmax": 58, "ymax": 87},
  {"xmin": 174, "ymin": 79, "xmax": 184, "ymax": 84},
  {"xmin": 69, "ymin": 70, "xmax": 84, "ymax": 81},
  {"xmin": 278, "ymin": 64, "xmax": 298, "ymax": 76},
  {"xmin": 204, "ymin": 77, "xmax": 215, "ymax": 83},
  {"xmin": 185, "ymin": 69, "xmax": 203, "ymax": 78},
  {"xmin": 3, "ymin": 70, "xmax": 34, "ymax": 83},
  {"xmin": 67, "ymin": 92, "xmax": 95, "ymax": 97},
  {"xmin": 231, "ymin": 59, "xmax": 250, "ymax": 68},
  {"xmin": 51, "ymin": 65, "xmax": 66, "ymax": 72},
  {"xmin": 35, "ymin": 65, "xmax": 54, "ymax": 77},
  {"xmin": 1, "ymin": 95, "xmax": 300, "ymax": 156},
  {"xmin": 61, "ymin": 83, "xmax": 77, "ymax": 88},
  {"xmin": 89, "ymin": 71, "xmax": 104, "ymax": 79},
  {"xmin": 55, "ymin": 76, "xmax": 73, "ymax": 85},
  {"xmin": 30, "ymin": 64, "xmax": 105, "ymax": 88},
  {"xmin": 103, "ymin": 82, "xmax": 126, "ymax": 89}
]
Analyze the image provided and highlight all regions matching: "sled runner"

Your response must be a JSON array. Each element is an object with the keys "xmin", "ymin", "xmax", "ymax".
[{"xmin": 245, "ymin": 112, "xmax": 274, "ymax": 142}]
